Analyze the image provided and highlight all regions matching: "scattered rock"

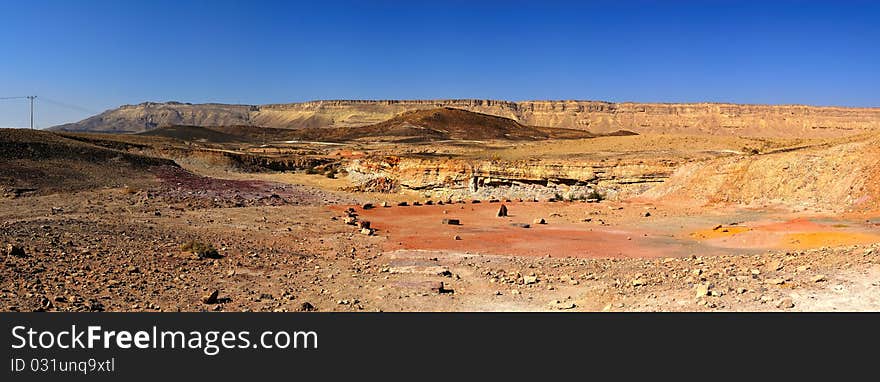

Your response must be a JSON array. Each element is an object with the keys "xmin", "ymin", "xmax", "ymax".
[
  {"xmin": 397, "ymin": 201, "xmax": 408, "ymax": 207},
  {"xmin": 497, "ymin": 204, "xmax": 508, "ymax": 217},
  {"xmin": 811, "ymin": 274, "xmax": 827, "ymax": 283},
  {"xmin": 361, "ymin": 203, "xmax": 374, "ymax": 210},
  {"xmin": 549, "ymin": 300, "xmax": 576, "ymax": 310},
  {"xmin": 695, "ymin": 283, "xmax": 710, "ymax": 298},
  {"xmin": 533, "ymin": 218, "xmax": 546, "ymax": 224},
  {"xmin": 299, "ymin": 302, "xmax": 316, "ymax": 312},
  {"xmin": 360, "ymin": 228, "xmax": 374, "ymax": 235},
  {"xmin": 523, "ymin": 275, "xmax": 538, "ymax": 285},
  {"xmin": 632, "ymin": 278, "xmax": 647, "ymax": 287},
  {"xmin": 453, "ymin": 235, "xmax": 461, "ymax": 240},
  {"xmin": 431, "ymin": 282, "xmax": 454, "ymax": 294},
  {"xmin": 202, "ymin": 290, "xmax": 219, "ymax": 304},
  {"xmin": 381, "ymin": 201, "xmax": 389, "ymax": 207},
  {"xmin": 510, "ymin": 223, "xmax": 531, "ymax": 228},
  {"xmin": 4, "ymin": 244, "xmax": 26, "ymax": 258},
  {"xmin": 357, "ymin": 220, "xmax": 371, "ymax": 229},
  {"xmin": 442, "ymin": 218, "xmax": 460, "ymax": 225},
  {"xmin": 777, "ymin": 298, "xmax": 795, "ymax": 309}
]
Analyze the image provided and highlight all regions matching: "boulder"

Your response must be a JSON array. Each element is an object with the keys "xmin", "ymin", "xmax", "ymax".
[
  {"xmin": 4, "ymin": 244, "xmax": 26, "ymax": 258},
  {"xmin": 202, "ymin": 290, "xmax": 219, "ymax": 304}
]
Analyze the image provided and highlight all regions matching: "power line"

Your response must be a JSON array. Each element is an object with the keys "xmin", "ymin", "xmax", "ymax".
[
  {"xmin": 40, "ymin": 97, "xmax": 97, "ymax": 114},
  {"xmin": 2, "ymin": 95, "xmax": 97, "ymax": 130},
  {"xmin": 0, "ymin": 95, "xmax": 36, "ymax": 129},
  {"xmin": 28, "ymin": 96, "xmax": 36, "ymax": 130}
]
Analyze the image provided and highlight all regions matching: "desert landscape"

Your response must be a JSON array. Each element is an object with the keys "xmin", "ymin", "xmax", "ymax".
[{"xmin": 3, "ymin": 100, "xmax": 880, "ymax": 312}]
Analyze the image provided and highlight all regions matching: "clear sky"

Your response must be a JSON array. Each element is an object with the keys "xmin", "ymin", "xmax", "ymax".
[{"xmin": 1, "ymin": 0, "xmax": 878, "ymax": 128}]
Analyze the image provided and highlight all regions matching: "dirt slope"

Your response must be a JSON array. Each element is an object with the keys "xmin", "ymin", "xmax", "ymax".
[
  {"xmin": 640, "ymin": 134, "xmax": 880, "ymax": 212},
  {"xmin": 0, "ymin": 129, "xmax": 176, "ymax": 195}
]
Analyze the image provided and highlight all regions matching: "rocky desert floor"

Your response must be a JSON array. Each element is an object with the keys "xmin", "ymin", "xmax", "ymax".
[{"xmin": 3, "ymin": 128, "xmax": 880, "ymax": 312}]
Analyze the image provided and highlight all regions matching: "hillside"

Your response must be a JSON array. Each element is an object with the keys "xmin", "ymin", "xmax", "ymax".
[
  {"xmin": 640, "ymin": 133, "xmax": 880, "ymax": 212},
  {"xmin": 283, "ymin": 108, "xmax": 598, "ymax": 142},
  {"xmin": 0, "ymin": 129, "xmax": 176, "ymax": 195},
  {"xmin": 50, "ymin": 99, "xmax": 880, "ymax": 138},
  {"xmin": 139, "ymin": 125, "xmax": 246, "ymax": 143},
  {"xmin": 52, "ymin": 102, "xmax": 254, "ymax": 133},
  {"xmin": 139, "ymin": 125, "xmax": 304, "ymax": 143}
]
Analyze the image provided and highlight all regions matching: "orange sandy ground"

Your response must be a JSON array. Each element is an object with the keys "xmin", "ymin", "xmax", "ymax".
[{"xmin": 334, "ymin": 202, "xmax": 880, "ymax": 259}]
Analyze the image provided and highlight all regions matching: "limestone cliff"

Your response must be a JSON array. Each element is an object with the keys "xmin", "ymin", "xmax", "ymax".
[
  {"xmin": 52, "ymin": 99, "xmax": 880, "ymax": 138},
  {"xmin": 344, "ymin": 155, "xmax": 674, "ymax": 201}
]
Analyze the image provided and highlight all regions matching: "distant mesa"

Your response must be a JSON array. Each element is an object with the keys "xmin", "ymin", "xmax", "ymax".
[{"xmin": 49, "ymin": 99, "xmax": 880, "ymax": 139}]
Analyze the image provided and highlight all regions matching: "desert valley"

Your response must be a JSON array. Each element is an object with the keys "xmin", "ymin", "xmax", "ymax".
[{"xmin": 3, "ymin": 99, "xmax": 880, "ymax": 312}]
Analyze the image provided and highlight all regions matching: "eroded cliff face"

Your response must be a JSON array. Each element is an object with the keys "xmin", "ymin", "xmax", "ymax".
[
  {"xmin": 344, "ymin": 155, "xmax": 674, "ymax": 200},
  {"xmin": 53, "ymin": 100, "xmax": 880, "ymax": 138}
]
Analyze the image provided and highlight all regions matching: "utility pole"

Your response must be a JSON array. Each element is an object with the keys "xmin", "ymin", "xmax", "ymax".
[{"xmin": 26, "ymin": 96, "xmax": 36, "ymax": 129}]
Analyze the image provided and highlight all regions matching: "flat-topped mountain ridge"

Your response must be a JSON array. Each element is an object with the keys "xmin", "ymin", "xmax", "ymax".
[{"xmin": 51, "ymin": 99, "xmax": 880, "ymax": 138}]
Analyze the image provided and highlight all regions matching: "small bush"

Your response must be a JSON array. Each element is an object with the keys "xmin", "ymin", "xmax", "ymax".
[
  {"xmin": 585, "ymin": 190, "xmax": 605, "ymax": 201},
  {"xmin": 181, "ymin": 241, "xmax": 221, "ymax": 259},
  {"xmin": 742, "ymin": 147, "xmax": 760, "ymax": 155}
]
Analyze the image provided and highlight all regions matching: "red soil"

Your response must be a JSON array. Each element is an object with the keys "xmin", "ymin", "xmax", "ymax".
[{"xmin": 345, "ymin": 202, "xmax": 695, "ymax": 258}]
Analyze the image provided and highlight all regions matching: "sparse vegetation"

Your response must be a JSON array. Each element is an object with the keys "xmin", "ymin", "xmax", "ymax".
[
  {"xmin": 585, "ymin": 190, "xmax": 605, "ymax": 201},
  {"xmin": 180, "ymin": 240, "xmax": 221, "ymax": 259},
  {"xmin": 743, "ymin": 146, "xmax": 761, "ymax": 155}
]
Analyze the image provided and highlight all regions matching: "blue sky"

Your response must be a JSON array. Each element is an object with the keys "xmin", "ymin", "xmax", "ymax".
[{"xmin": 1, "ymin": 0, "xmax": 878, "ymax": 128}]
